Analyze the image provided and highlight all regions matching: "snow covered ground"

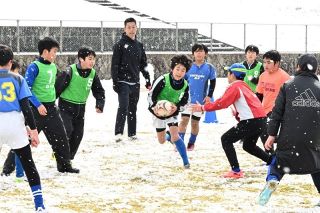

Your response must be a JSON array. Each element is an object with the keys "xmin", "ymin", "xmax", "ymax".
[{"xmin": 0, "ymin": 78, "xmax": 319, "ymax": 212}]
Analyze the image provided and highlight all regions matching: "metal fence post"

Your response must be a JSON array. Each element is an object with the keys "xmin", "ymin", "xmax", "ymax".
[
  {"xmin": 138, "ymin": 21, "xmax": 141, "ymax": 39},
  {"xmin": 210, "ymin": 23, "xmax": 213, "ymax": 52},
  {"xmin": 17, "ymin": 19, "xmax": 20, "ymax": 54},
  {"xmin": 176, "ymin": 22, "xmax": 178, "ymax": 52},
  {"xmin": 243, "ymin": 23, "xmax": 246, "ymax": 49},
  {"xmin": 101, "ymin": 21, "xmax": 104, "ymax": 53},
  {"xmin": 305, "ymin": 25, "xmax": 308, "ymax": 53},
  {"xmin": 275, "ymin": 24, "xmax": 278, "ymax": 50},
  {"xmin": 60, "ymin": 20, "xmax": 63, "ymax": 53}
]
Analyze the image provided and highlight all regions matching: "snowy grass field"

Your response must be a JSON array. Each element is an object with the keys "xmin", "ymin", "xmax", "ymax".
[{"xmin": 0, "ymin": 78, "xmax": 319, "ymax": 212}]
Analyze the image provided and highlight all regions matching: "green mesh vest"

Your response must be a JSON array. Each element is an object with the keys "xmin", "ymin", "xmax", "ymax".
[
  {"xmin": 32, "ymin": 61, "xmax": 57, "ymax": 102},
  {"xmin": 157, "ymin": 73, "xmax": 188, "ymax": 104},
  {"xmin": 243, "ymin": 61, "xmax": 262, "ymax": 92},
  {"xmin": 60, "ymin": 64, "xmax": 96, "ymax": 104}
]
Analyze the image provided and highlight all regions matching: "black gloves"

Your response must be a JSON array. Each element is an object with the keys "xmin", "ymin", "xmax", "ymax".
[{"xmin": 113, "ymin": 82, "xmax": 119, "ymax": 93}]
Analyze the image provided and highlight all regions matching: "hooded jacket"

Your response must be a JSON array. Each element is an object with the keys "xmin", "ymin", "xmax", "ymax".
[
  {"xmin": 111, "ymin": 33, "xmax": 149, "ymax": 84},
  {"xmin": 268, "ymin": 71, "xmax": 320, "ymax": 174}
]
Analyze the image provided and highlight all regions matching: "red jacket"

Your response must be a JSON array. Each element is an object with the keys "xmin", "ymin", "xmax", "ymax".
[{"xmin": 204, "ymin": 80, "xmax": 266, "ymax": 121}]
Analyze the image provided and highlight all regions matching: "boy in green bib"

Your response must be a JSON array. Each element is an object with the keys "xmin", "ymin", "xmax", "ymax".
[
  {"xmin": 148, "ymin": 54, "xmax": 192, "ymax": 169},
  {"xmin": 55, "ymin": 47, "xmax": 105, "ymax": 161},
  {"xmin": 25, "ymin": 37, "xmax": 79, "ymax": 173}
]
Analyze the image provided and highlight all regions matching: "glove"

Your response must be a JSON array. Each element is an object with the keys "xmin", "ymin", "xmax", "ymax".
[
  {"xmin": 145, "ymin": 81, "xmax": 151, "ymax": 90},
  {"xmin": 113, "ymin": 83, "xmax": 119, "ymax": 93}
]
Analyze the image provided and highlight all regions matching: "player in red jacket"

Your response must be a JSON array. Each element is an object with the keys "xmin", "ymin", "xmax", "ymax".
[{"xmin": 191, "ymin": 63, "xmax": 271, "ymax": 178}]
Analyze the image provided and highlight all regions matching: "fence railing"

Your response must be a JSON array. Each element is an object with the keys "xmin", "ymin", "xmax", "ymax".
[{"xmin": 1, "ymin": 19, "xmax": 320, "ymax": 53}]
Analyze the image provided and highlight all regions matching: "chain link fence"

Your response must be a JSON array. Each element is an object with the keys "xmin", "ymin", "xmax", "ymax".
[{"xmin": 1, "ymin": 19, "xmax": 320, "ymax": 53}]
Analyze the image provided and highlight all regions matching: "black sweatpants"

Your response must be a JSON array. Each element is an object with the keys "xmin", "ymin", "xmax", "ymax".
[
  {"xmin": 59, "ymin": 99, "xmax": 85, "ymax": 160},
  {"xmin": 14, "ymin": 145, "xmax": 40, "ymax": 187},
  {"xmin": 115, "ymin": 82, "xmax": 140, "ymax": 137},
  {"xmin": 31, "ymin": 102, "xmax": 72, "ymax": 169},
  {"xmin": 221, "ymin": 117, "xmax": 270, "ymax": 170},
  {"xmin": 1, "ymin": 149, "xmax": 15, "ymax": 175}
]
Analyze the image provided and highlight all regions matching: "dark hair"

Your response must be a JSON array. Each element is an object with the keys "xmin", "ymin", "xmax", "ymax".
[
  {"xmin": 38, "ymin": 37, "xmax": 60, "ymax": 55},
  {"xmin": 0, "ymin": 44, "xmax": 13, "ymax": 66},
  {"xmin": 78, "ymin": 46, "xmax": 96, "ymax": 61},
  {"xmin": 170, "ymin": 54, "xmax": 192, "ymax": 71},
  {"xmin": 11, "ymin": 60, "xmax": 20, "ymax": 71},
  {"xmin": 245, "ymin": 45, "xmax": 259, "ymax": 54},
  {"xmin": 124, "ymin": 17, "xmax": 136, "ymax": 26},
  {"xmin": 192, "ymin": 43, "xmax": 208, "ymax": 54},
  {"xmin": 263, "ymin": 50, "xmax": 281, "ymax": 63}
]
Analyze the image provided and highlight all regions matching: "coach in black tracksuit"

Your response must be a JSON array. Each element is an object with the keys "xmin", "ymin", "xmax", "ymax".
[
  {"xmin": 111, "ymin": 17, "xmax": 151, "ymax": 141},
  {"xmin": 264, "ymin": 54, "xmax": 320, "ymax": 195}
]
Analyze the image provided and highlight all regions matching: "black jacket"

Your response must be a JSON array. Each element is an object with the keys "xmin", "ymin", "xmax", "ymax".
[
  {"xmin": 55, "ymin": 64, "xmax": 105, "ymax": 112},
  {"xmin": 111, "ymin": 33, "xmax": 150, "ymax": 85},
  {"xmin": 268, "ymin": 71, "xmax": 320, "ymax": 174}
]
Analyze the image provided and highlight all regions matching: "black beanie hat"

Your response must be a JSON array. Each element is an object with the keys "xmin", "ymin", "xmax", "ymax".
[{"xmin": 297, "ymin": 54, "xmax": 318, "ymax": 72}]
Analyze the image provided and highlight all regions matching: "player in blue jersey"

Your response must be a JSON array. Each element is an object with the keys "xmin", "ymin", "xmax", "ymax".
[
  {"xmin": 0, "ymin": 45, "xmax": 46, "ymax": 211},
  {"xmin": 1, "ymin": 61, "xmax": 26, "ymax": 181},
  {"xmin": 177, "ymin": 44, "xmax": 216, "ymax": 151}
]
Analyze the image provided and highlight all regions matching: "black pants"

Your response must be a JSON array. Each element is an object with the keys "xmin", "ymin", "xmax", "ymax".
[
  {"xmin": 259, "ymin": 112, "xmax": 274, "ymax": 152},
  {"xmin": 221, "ymin": 117, "xmax": 270, "ymax": 170},
  {"xmin": 115, "ymin": 83, "xmax": 140, "ymax": 137},
  {"xmin": 59, "ymin": 99, "xmax": 85, "ymax": 160},
  {"xmin": 31, "ymin": 103, "xmax": 72, "ymax": 169},
  {"xmin": 1, "ymin": 149, "xmax": 15, "ymax": 175},
  {"xmin": 14, "ymin": 145, "xmax": 40, "ymax": 187}
]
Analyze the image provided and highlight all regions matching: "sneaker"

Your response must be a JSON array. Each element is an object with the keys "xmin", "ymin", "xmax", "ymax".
[
  {"xmin": 128, "ymin": 135, "xmax": 138, "ymax": 141},
  {"xmin": 57, "ymin": 162, "xmax": 80, "ymax": 174},
  {"xmin": 114, "ymin": 134, "xmax": 123, "ymax": 143},
  {"xmin": 315, "ymin": 200, "xmax": 320, "ymax": 207},
  {"xmin": 222, "ymin": 170, "xmax": 244, "ymax": 179},
  {"xmin": 36, "ymin": 207, "xmax": 47, "ymax": 212},
  {"xmin": 187, "ymin": 143, "xmax": 195, "ymax": 151},
  {"xmin": 184, "ymin": 164, "xmax": 190, "ymax": 169},
  {"xmin": 1, "ymin": 171, "xmax": 11, "ymax": 176},
  {"xmin": 258, "ymin": 179, "xmax": 279, "ymax": 206},
  {"xmin": 15, "ymin": 176, "xmax": 27, "ymax": 183}
]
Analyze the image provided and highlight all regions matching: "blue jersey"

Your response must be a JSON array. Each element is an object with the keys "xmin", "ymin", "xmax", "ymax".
[
  {"xmin": 185, "ymin": 62, "xmax": 216, "ymax": 104},
  {"xmin": 24, "ymin": 62, "xmax": 41, "ymax": 107},
  {"xmin": 0, "ymin": 69, "xmax": 32, "ymax": 112}
]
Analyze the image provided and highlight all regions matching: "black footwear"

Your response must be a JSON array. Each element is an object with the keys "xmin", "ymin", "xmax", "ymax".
[
  {"xmin": 1, "ymin": 171, "xmax": 11, "ymax": 176},
  {"xmin": 187, "ymin": 143, "xmax": 195, "ymax": 151},
  {"xmin": 57, "ymin": 163, "xmax": 80, "ymax": 173}
]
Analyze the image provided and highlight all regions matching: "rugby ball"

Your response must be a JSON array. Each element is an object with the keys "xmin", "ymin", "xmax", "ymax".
[{"xmin": 154, "ymin": 100, "xmax": 174, "ymax": 117}]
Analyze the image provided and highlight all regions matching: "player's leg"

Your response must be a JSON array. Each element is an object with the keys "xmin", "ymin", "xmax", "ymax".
[
  {"xmin": 115, "ymin": 83, "xmax": 130, "ymax": 138},
  {"xmin": 127, "ymin": 83, "xmax": 140, "ymax": 138},
  {"xmin": 1, "ymin": 149, "xmax": 15, "ymax": 176},
  {"xmin": 169, "ymin": 121, "xmax": 189, "ymax": 168},
  {"xmin": 178, "ymin": 113, "xmax": 190, "ymax": 142},
  {"xmin": 14, "ymin": 145, "xmax": 45, "ymax": 211},
  {"xmin": 187, "ymin": 114, "xmax": 201, "ymax": 151}
]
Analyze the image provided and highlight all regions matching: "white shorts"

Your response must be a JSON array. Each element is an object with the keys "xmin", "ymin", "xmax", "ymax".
[
  {"xmin": 0, "ymin": 111, "xmax": 29, "ymax": 149},
  {"xmin": 152, "ymin": 115, "xmax": 179, "ymax": 129},
  {"xmin": 181, "ymin": 107, "xmax": 202, "ymax": 118}
]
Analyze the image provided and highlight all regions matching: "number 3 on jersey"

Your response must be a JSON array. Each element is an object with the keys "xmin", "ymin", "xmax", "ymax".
[{"xmin": 0, "ymin": 82, "xmax": 16, "ymax": 102}]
